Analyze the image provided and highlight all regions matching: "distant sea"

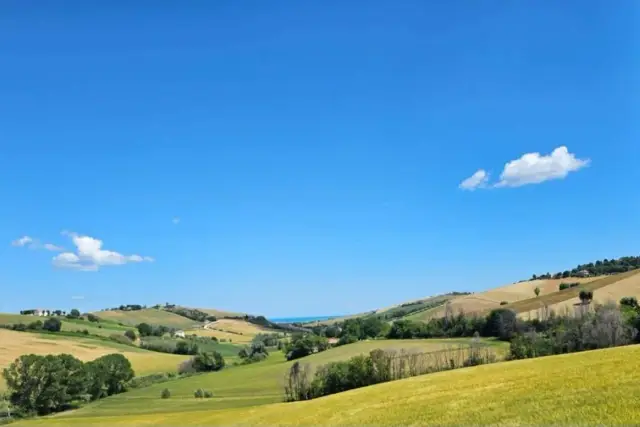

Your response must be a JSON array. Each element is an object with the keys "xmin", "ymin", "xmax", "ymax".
[{"xmin": 270, "ymin": 315, "xmax": 341, "ymax": 324}]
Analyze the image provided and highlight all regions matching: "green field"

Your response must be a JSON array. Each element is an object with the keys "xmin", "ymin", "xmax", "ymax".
[
  {"xmin": 94, "ymin": 308, "xmax": 199, "ymax": 329},
  {"xmin": 16, "ymin": 344, "xmax": 640, "ymax": 425},
  {"xmin": 0, "ymin": 313, "xmax": 131, "ymax": 338},
  {"xmin": 9, "ymin": 338, "xmax": 505, "ymax": 420}
]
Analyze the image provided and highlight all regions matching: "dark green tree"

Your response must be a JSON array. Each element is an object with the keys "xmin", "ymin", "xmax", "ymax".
[
  {"xmin": 68, "ymin": 309, "xmax": 81, "ymax": 319},
  {"xmin": 192, "ymin": 351, "xmax": 225, "ymax": 372},
  {"xmin": 136, "ymin": 323, "xmax": 153, "ymax": 337},
  {"xmin": 43, "ymin": 317, "xmax": 62, "ymax": 332}
]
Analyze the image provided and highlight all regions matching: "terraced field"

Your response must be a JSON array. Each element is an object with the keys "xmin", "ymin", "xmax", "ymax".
[
  {"xmin": 15, "ymin": 344, "xmax": 640, "ymax": 426},
  {"xmin": 94, "ymin": 308, "xmax": 198, "ymax": 329}
]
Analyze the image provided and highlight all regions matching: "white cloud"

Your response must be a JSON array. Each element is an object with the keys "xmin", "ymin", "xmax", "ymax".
[
  {"xmin": 12, "ymin": 236, "xmax": 33, "ymax": 247},
  {"xmin": 172, "ymin": 217, "xmax": 180, "ymax": 225},
  {"xmin": 459, "ymin": 169, "xmax": 489, "ymax": 191},
  {"xmin": 495, "ymin": 146, "xmax": 589, "ymax": 188},
  {"xmin": 43, "ymin": 243, "xmax": 64, "ymax": 252},
  {"xmin": 459, "ymin": 146, "xmax": 589, "ymax": 190}
]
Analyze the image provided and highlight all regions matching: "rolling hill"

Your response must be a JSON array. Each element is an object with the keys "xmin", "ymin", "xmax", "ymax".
[
  {"xmin": 13, "ymin": 344, "xmax": 640, "ymax": 425},
  {"xmin": 188, "ymin": 318, "xmax": 280, "ymax": 343},
  {"xmin": 0, "ymin": 313, "xmax": 133, "ymax": 338},
  {"xmin": 94, "ymin": 308, "xmax": 199, "ymax": 329}
]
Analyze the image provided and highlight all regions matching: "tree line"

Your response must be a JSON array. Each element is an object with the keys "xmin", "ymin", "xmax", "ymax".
[{"xmin": 530, "ymin": 255, "xmax": 640, "ymax": 281}]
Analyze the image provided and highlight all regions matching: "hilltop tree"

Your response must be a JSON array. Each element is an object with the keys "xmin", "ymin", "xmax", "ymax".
[{"xmin": 68, "ymin": 309, "xmax": 81, "ymax": 319}]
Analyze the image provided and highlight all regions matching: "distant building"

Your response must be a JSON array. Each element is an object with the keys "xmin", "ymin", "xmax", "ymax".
[
  {"xmin": 173, "ymin": 330, "xmax": 186, "ymax": 338},
  {"xmin": 577, "ymin": 270, "xmax": 591, "ymax": 278},
  {"xmin": 33, "ymin": 309, "xmax": 50, "ymax": 317}
]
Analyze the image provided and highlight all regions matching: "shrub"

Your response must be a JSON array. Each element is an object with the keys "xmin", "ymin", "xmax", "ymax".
[
  {"xmin": 42, "ymin": 317, "xmax": 62, "ymax": 332},
  {"xmin": 160, "ymin": 388, "xmax": 171, "ymax": 399},
  {"xmin": 87, "ymin": 313, "xmax": 100, "ymax": 322},
  {"xmin": 192, "ymin": 351, "xmax": 225, "ymax": 372},
  {"xmin": 124, "ymin": 330, "xmax": 137, "ymax": 341},
  {"xmin": 203, "ymin": 390, "xmax": 213, "ymax": 398},
  {"xmin": 194, "ymin": 389, "xmax": 204, "ymax": 399},
  {"xmin": 620, "ymin": 297, "xmax": 639, "ymax": 309},
  {"xmin": 499, "ymin": 301, "xmax": 508, "ymax": 305},
  {"xmin": 27, "ymin": 320, "xmax": 43, "ymax": 330}
]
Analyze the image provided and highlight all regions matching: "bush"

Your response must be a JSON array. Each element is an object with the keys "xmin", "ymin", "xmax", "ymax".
[
  {"xmin": 42, "ymin": 317, "xmax": 62, "ymax": 332},
  {"xmin": 203, "ymin": 390, "xmax": 213, "ymax": 398},
  {"xmin": 194, "ymin": 389, "xmax": 204, "ymax": 399},
  {"xmin": 620, "ymin": 297, "xmax": 639, "ymax": 309},
  {"xmin": 499, "ymin": 301, "xmax": 508, "ymax": 306},
  {"xmin": 87, "ymin": 314, "xmax": 100, "ymax": 322},
  {"xmin": 160, "ymin": 388, "xmax": 171, "ymax": 399},
  {"xmin": 124, "ymin": 330, "xmax": 137, "ymax": 341},
  {"xmin": 192, "ymin": 351, "xmax": 225, "ymax": 372},
  {"xmin": 110, "ymin": 334, "xmax": 135, "ymax": 345}
]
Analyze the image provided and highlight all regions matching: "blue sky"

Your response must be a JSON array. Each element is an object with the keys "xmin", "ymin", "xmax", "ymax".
[{"xmin": 1, "ymin": 1, "xmax": 638, "ymax": 317}]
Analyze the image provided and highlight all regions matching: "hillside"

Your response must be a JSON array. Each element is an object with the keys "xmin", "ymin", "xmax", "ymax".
[
  {"xmin": 188, "ymin": 318, "xmax": 280, "ymax": 343},
  {"xmin": 15, "ymin": 337, "xmax": 505, "ymax": 419},
  {"xmin": 0, "ymin": 313, "xmax": 132, "ymax": 338},
  {"xmin": 406, "ymin": 276, "xmax": 603, "ymax": 321},
  {"xmin": 14, "ymin": 344, "xmax": 640, "ymax": 425},
  {"xmin": 0, "ymin": 329, "xmax": 189, "ymax": 390},
  {"xmin": 198, "ymin": 307, "xmax": 249, "ymax": 318},
  {"xmin": 95, "ymin": 308, "xmax": 198, "ymax": 329}
]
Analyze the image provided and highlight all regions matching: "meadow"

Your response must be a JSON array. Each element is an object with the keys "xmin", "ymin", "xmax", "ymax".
[
  {"xmin": 0, "ymin": 313, "xmax": 131, "ymax": 338},
  {"xmin": 14, "ymin": 344, "xmax": 640, "ymax": 425},
  {"xmin": 187, "ymin": 318, "xmax": 281, "ymax": 343},
  {"xmin": 10, "ymin": 338, "xmax": 506, "ymax": 419},
  {"xmin": 94, "ymin": 308, "xmax": 199, "ymax": 329},
  {"xmin": 0, "ymin": 329, "xmax": 190, "ymax": 391}
]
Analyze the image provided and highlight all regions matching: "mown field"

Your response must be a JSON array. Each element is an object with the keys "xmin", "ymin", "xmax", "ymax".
[
  {"xmin": 94, "ymin": 308, "xmax": 199, "ymax": 329},
  {"xmin": 0, "ymin": 329, "xmax": 190, "ymax": 391},
  {"xmin": 10, "ymin": 338, "xmax": 506, "ymax": 419},
  {"xmin": 0, "ymin": 313, "xmax": 131, "ymax": 338},
  {"xmin": 188, "ymin": 318, "xmax": 280, "ymax": 343},
  {"xmin": 16, "ymin": 344, "xmax": 640, "ymax": 426}
]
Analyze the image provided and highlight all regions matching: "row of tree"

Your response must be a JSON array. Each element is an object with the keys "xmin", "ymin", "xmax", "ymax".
[{"xmin": 530, "ymin": 255, "xmax": 640, "ymax": 281}]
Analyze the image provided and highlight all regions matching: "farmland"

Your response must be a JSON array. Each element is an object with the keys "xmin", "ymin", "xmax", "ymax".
[
  {"xmin": 187, "ymin": 318, "xmax": 281, "ymax": 343},
  {"xmin": 13, "ymin": 344, "xmax": 640, "ymax": 426},
  {"xmin": 0, "ymin": 313, "xmax": 132, "ymax": 338},
  {"xmin": 0, "ymin": 329, "xmax": 189, "ymax": 390},
  {"xmin": 94, "ymin": 308, "xmax": 199, "ymax": 329}
]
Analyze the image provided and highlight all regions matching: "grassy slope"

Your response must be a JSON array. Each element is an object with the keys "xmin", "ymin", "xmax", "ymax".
[
  {"xmin": 198, "ymin": 307, "xmax": 248, "ymax": 318},
  {"xmin": 517, "ymin": 269, "xmax": 640, "ymax": 318},
  {"xmin": 94, "ymin": 308, "xmax": 198, "ymax": 329},
  {"xmin": 0, "ymin": 313, "xmax": 130, "ymax": 338},
  {"xmin": 20, "ymin": 344, "xmax": 640, "ymax": 426},
  {"xmin": 187, "ymin": 318, "xmax": 281, "ymax": 344},
  {"xmin": 408, "ymin": 276, "xmax": 604, "ymax": 321},
  {"xmin": 29, "ymin": 338, "xmax": 504, "ymax": 419},
  {"xmin": 0, "ymin": 329, "xmax": 189, "ymax": 391}
]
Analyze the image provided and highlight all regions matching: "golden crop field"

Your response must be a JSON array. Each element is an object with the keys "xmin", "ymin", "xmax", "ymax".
[
  {"xmin": 0, "ymin": 329, "xmax": 189, "ymax": 391},
  {"xmin": 198, "ymin": 307, "xmax": 248, "ymax": 318},
  {"xmin": 189, "ymin": 318, "xmax": 279, "ymax": 343},
  {"xmin": 408, "ymin": 275, "xmax": 603, "ymax": 321},
  {"xmin": 15, "ymin": 344, "xmax": 640, "ymax": 426}
]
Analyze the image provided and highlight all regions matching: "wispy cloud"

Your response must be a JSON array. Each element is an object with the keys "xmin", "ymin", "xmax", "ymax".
[
  {"xmin": 12, "ymin": 236, "xmax": 63, "ymax": 251},
  {"xmin": 12, "ymin": 236, "xmax": 33, "ymax": 247},
  {"xmin": 459, "ymin": 146, "xmax": 589, "ymax": 190},
  {"xmin": 53, "ymin": 231, "xmax": 154, "ymax": 272}
]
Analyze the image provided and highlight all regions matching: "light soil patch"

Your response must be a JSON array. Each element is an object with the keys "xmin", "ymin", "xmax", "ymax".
[
  {"xmin": 519, "ymin": 269, "xmax": 640, "ymax": 319},
  {"xmin": 16, "ymin": 344, "xmax": 640, "ymax": 426},
  {"xmin": 95, "ymin": 309, "xmax": 198, "ymax": 329},
  {"xmin": 0, "ymin": 329, "xmax": 189, "ymax": 390},
  {"xmin": 409, "ymin": 276, "xmax": 602, "ymax": 321}
]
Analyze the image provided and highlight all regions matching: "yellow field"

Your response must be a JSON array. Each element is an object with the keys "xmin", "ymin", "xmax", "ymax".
[
  {"xmin": 519, "ymin": 269, "xmax": 640, "ymax": 319},
  {"xmin": 0, "ymin": 329, "xmax": 189, "ymax": 390},
  {"xmin": 198, "ymin": 307, "xmax": 248, "ymax": 318},
  {"xmin": 188, "ymin": 318, "xmax": 279, "ymax": 343},
  {"xmin": 94, "ymin": 309, "xmax": 198, "ymax": 329},
  {"xmin": 16, "ymin": 344, "xmax": 640, "ymax": 425},
  {"xmin": 408, "ymin": 276, "xmax": 602, "ymax": 321}
]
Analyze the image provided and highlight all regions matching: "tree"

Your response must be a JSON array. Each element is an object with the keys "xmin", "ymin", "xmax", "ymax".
[
  {"xmin": 87, "ymin": 314, "xmax": 100, "ymax": 323},
  {"xmin": 2, "ymin": 354, "xmax": 88, "ymax": 416},
  {"xmin": 192, "ymin": 351, "xmax": 225, "ymax": 372},
  {"xmin": 534, "ymin": 287, "xmax": 540, "ymax": 297},
  {"xmin": 136, "ymin": 323, "xmax": 153, "ymax": 337},
  {"xmin": 484, "ymin": 308, "xmax": 518, "ymax": 341},
  {"xmin": 579, "ymin": 290, "xmax": 594, "ymax": 305},
  {"xmin": 124, "ymin": 330, "xmax": 137, "ymax": 341},
  {"xmin": 68, "ymin": 309, "xmax": 81, "ymax": 319},
  {"xmin": 620, "ymin": 297, "xmax": 638, "ymax": 309},
  {"xmin": 160, "ymin": 388, "xmax": 171, "ymax": 399},
  {"xmin": 43, "ymin": 317, "xmax": 62, "ymax": 332},
  {"xmin": 85, "ymin": 354, "xmax": 134, "ymax": 399}
]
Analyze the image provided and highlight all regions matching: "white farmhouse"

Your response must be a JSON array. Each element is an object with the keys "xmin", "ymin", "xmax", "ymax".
[{"xmin": 173, "ymin": 330, "xmax": 186, "ymax": 338}]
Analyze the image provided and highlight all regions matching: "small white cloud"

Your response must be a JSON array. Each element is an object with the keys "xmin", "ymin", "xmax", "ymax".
[
  {"xmin": 12, "ymin": 236, "xmax": 33, "ymax": 247},
  {"xmin": 172, "ymin": 217, "xmax": 180, "ymax": 225},
  {"xmin": 43, "ymin": 243, "xmax": 64, "ymax": 252},
  {"xmin": 495, "ymin": 146, "xmax": 589, "ymax": 188},
  {"xmin": 71, "ymin": 295, "xmax": 85, "ymax": 300},
  {"xmin": 52, "ymin": 232, "xmax": 153, "ymax": 271},
  {"xmin": 459, "ymin": 169, "xmax": 489, "ymax": 191},
  {"xmin": 459, "ymin": 146, "xmax": 589, "ymax": 190}
]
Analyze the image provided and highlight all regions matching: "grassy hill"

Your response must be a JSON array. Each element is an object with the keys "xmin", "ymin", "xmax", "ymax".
[
  {"xmin": 15, "ymin": 337, "xmax": 505, "ymax": 420},
  {"xmin": 94, "ymin": 308, "xmax": 199, "ymax": 329},
  {"xmin": 0, "ymin": 313, "xmax": 132, "ymax": 338},
  {"xmin": 198, "ymin": 307, "xmax": 248, "ymax": 318},
  {"xmin": 14, "ymin": 344, "xmax": 640, "ymax": 425},
  {"xmin": 0, "ymin": 329, "xmax": 189, "ymax": 391},
  {"xmin": 187, "ymin": 318, "xmax": 281, "ymax": 344}
]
